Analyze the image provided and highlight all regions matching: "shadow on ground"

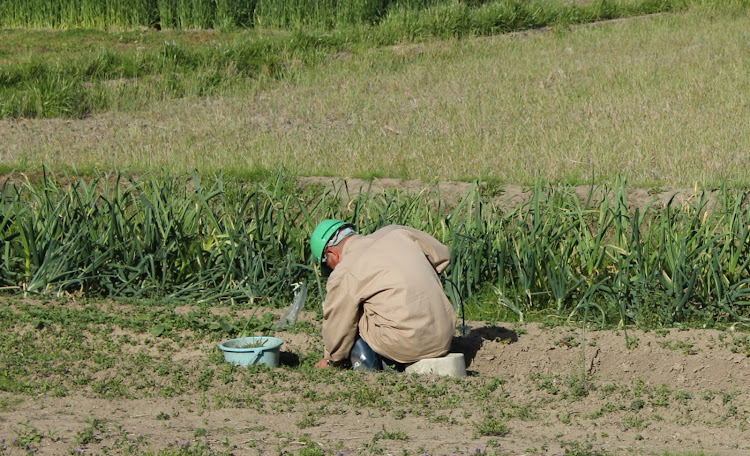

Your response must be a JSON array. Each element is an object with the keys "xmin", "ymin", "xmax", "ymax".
[
  {"xmin": 451, "ymin": 325, "xmax": 518, "ymax": 369},
  {"xmin": 280, "ymin": 351, "xmax": 301, "ymax": 367}
]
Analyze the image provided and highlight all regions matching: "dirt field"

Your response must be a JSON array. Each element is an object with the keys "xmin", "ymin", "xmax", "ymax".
[{"xmin": 2, "ymin": 303, "xmax": 749, "ymax": 456}]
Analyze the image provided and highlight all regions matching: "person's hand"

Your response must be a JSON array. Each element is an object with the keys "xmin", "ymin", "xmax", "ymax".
[{"xmin": 315, "ymin": 357, "xmax": 330, "ymax": 369}]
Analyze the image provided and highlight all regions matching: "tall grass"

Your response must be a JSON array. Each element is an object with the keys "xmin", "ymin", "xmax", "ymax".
[
  {"xmin": 0, "ymin": 26, "xmax": 350, "ymax": 118},
  {"xmin": 2, "ymin": 170, "xmax": 749, "ymax": 326},
  {"xmin": 0, "ymin": 0, "xmax": 696, "ymax": 30},
  {"xmin": 0, "ymin": 34, "xmax": 313, "ymax": 118},
  {"xmin": 2, "ymin": 0, "xmax": 747, "ymax": 120},
  {"xmin": 0, "ymin": 0, "xmax": 159, "ymax": 29}
]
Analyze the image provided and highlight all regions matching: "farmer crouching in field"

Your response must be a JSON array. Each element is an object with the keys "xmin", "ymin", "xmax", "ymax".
[{"xmin": 310, "ymin": 220, "xmax": 456, "ymax": 371}]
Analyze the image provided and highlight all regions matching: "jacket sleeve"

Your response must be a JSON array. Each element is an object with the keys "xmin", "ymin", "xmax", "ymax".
[
  {"xmin": 322, "ymin": 271, "xmax": 361, "ymax": 363},
  {"xmin": 399, "ymin": 226, "xmax": 451, "ymax": 274}
]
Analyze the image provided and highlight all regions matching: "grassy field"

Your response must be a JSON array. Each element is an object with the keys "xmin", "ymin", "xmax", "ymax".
[
  {"xmin": 0, "ymin": 0, "xmax": 685, "ymax": 122},
  {"xmin": 2, "ymin": 3, "xmax": 750, "ymax": 187}
]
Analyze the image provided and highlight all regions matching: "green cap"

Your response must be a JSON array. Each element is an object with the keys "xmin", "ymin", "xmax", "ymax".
[{"xmin": 310, "ymin": 219, "xmax": 350, "ymax": 263}]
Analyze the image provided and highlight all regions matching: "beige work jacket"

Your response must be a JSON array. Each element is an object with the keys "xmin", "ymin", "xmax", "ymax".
[{"xmin": 322, "ymin": 225, "xmax": 457, "ymax": 364}]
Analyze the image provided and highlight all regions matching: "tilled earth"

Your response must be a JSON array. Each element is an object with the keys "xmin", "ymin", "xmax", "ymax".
[{"xmin": 1, "ymin": 305, "xmax": 750, "ymax": 456}]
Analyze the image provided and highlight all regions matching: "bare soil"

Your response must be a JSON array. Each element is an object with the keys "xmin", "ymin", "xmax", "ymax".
[{"xmin": 2, "ymin": 307, "xmax": 750, "ymax": 456}]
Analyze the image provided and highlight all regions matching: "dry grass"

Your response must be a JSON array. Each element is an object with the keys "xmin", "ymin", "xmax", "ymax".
[{"xmin": 2, "ymin": 9, "xmax": 749, "ymax": 187}]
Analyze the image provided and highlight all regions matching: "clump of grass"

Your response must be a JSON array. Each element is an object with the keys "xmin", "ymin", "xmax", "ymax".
[
  {"xmin": 474, "ymin": 412, "xmax": 510, "ymax": 437},
  {"xmin": 374, "ymin": 426, "xmax": 408, "ymax": 441}
]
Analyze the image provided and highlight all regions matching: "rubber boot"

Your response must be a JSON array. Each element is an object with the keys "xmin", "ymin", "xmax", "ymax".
[{"xmin": 350, "ymin": 338, "xmax": 382, "ymax": 371}]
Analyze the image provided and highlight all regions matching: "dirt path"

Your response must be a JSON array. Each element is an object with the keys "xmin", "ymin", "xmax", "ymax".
[
  {"xmin": 297, "ymin": 176, "xmax": 721, "ymax": 213},
  {"xmin": 1, "ymin": 171, "xmax": 727, "ymax": 214}
]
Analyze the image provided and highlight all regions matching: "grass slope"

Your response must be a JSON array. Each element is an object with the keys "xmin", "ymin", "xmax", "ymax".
[{"xmin": 2, "ymin": 7, "xmax": 749, "ymax": 186}]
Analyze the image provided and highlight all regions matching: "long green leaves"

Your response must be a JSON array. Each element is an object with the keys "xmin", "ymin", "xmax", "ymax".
[
  {"xmin": 1, "ymin": 171, "xmax": 749, "ymax": 326},
  {"xmin": 484, "ymin": 179, "xmax": 750, "ymax": 326},
  {"xmin": 0, "ymin": 170, "xmax": 310, "ymax": 303}
]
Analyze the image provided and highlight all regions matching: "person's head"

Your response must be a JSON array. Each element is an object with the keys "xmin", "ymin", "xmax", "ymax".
[{"xmin": 310, "ymin": 219, "xmax": 356, "ymax": 271}]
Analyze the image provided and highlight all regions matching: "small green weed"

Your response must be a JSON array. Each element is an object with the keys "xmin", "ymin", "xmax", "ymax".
[
  {"xmin": 375, "ymin": 426, "xmax": 408, "ymax": 441},
  {"xmin": 297, "ymin": 441, "xmax": 326, "ymax": 456},
  {"xmin": 587, "ymin": 403, "xmax": 625, "ymax": 419},
  {"xmin": 651, "ymin": 385, "xmax": 672, "ymax": 407},
  {"xmin": 155, "ymin": 441, "xmax": 233, "ymax": 455},
  {"xmin": 530, "ymin": 373, "xmax": 560, "ymax": 395},
  {"xmin": 625, "ymin": 335, "xmax": 639, "ymax": 350},
  {"xmin": 560, "ymin": 440, "xmax": 613, "ymax": 456},
  {"xmin": 621, "ymin": 414, "xmax": 650, "ymax": 431},
  {"xmin": 12, "ymin": 422, "xmax": 45, "ymax": 450},
  {"xmin": 74, "ymin": 417, "xmax": 106, "ymax": 445},
  {"xmin": 556, "ymin": 335, "xmax": 580, "ymax": 348},
  {"xmin": 629, "ymin": 399, "xmax": 645, "ymax": 412},
  {"xmin": 730, "ymin": 335, "xmax": 750, "ymax": 356},
  {"xmin": 674, "ymin": 390, "xmax": 693, "ymax": 405},
  {"xmin": 658, "ymin": 339, "xmax": 697, "ymax": 356},
  {"xmin": 0, "ymin": 396, "xmax": 24, "ymax": 412},
  {"xmin": 295, "ymin": 412, "xmax": 320, "ymax": 429},
  {"xmin": 565, "ymin": 374, "xmax": 593, "ymax": 400},
  {"xmin": 474, "ymin": 413, "xmax": 510, "ymax": 437}
]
